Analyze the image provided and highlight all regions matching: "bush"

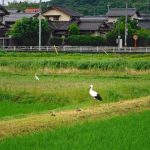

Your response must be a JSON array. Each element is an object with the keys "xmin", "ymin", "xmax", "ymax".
[
  {"xmin": 132, "ymin": 60, "xmax": 150, "ymax": 70},
  {"xmin": 8, "ymin": 17, "xmax": 50, "ymax": 46},
  {"xmin": 65, "ymin": 35, "xmax": 106, "ymax": 46},
  {"xmin": 68, "ymin": 23, "xmax": 80, "ymax": 35},
  {"xmin": 49, "ymin": 37, "xmax": 63, "ymax": 46}
]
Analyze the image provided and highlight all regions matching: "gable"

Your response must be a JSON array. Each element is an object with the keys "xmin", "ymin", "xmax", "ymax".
[{"xmin": 43, "ymin": 9, "xmax": 71, "ymax": 21}]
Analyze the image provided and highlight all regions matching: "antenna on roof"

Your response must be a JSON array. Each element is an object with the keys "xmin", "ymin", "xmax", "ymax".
[{"xmin": 107, "ymin": 2, "xmax": 111, "ymax": 12}]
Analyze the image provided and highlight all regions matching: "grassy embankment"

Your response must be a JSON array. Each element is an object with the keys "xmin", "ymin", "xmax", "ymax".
[{"xmin": 0, "ymin": 110, "xmax": 149, "ymax": 150}]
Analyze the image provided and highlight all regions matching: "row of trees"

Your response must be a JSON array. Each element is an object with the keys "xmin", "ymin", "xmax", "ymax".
[
  {"xmin": 8, "ymin": 17, "xmax": 150, "ymax": 46},
  {"xmin": 7, "ymin": 0, "xmax": 150, "ymax": 15}
]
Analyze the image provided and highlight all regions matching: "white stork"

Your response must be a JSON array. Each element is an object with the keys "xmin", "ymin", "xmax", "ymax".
[
  {"xmin": 35, "ymin": 73, "xmax": 39, "ymax": 81},
  {"xmin": 89, "ymin": 84, "xmax": 102, "ymax": 101}
]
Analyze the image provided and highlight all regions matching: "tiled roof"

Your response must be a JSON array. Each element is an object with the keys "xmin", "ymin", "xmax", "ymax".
[
  {"xmin": 79, "ymin": 16, "xmax": 107, "ymax": 23},
  {"xmin": 49, "ymin": 18, "xmax": 111, "ymax": 32},
  {"xmin": 138, "ymin": 20, "xmax": 150, "ymax": 29},
  {"xmin": 49, "ymin": 21, "xmax": 73, "ymax": 30},
  {"xmin": 3, "ymin": 12, "xmax": 37, "ymax": 23},
  {"xmin": 106, "ymin": 8, "xmax": 138, "ymax": 17},
  {"xmin": 0, "ymin": 5, "xmax": 9, "ymax": 15},
  {"xmin": 43, "ymin": 6, "xmax": 83, "ymax": 17},
  {"xmin": 7, "ymin": 9, "xmax": 20, "ymax": 13}
]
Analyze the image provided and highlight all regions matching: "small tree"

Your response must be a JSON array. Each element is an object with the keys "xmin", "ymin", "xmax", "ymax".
[
  {"xmin": 136, "ymin": 29, "xmax": 150, "ymax": 46},
  {"xmin": 68, "ymin": 23, "xmax": 80, "ymax": 35},
  {"xmin": 8, "ymin": 17, "xmax": 50, "ymax": 46},
  {"xmin": 106, "ymin": 17, "xmax": 136, "ymax": 46}
]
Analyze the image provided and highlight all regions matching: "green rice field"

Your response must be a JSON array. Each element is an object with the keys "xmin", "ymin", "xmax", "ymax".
[{"xmin": 0, "ymin": 52, "xmax": 150, "ymax": 149}]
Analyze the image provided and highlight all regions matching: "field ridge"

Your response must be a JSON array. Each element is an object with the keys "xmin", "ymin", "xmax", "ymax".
[{"xmin": 0, "ymin": 96, "xmax": 150, "ymax": 139}]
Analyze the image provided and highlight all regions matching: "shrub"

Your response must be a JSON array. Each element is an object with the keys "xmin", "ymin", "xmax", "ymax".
[
  {"xmin": 49, "ymin": 37, "xmax": 63, "ymax": 46},
  {"xmin": 132, "ymin": 60, "xmax": 150, "ymax": 70},
  {"xmin": 8, "ymin": 17, "xmax": 50, "ymax": 46},
  {"xmin": 65, "ymin": 35, "xmax": 106, "ymax": 46},
  {"xmin": 68, "ymin": 23, "xmax": 80, "ymax": 35}
]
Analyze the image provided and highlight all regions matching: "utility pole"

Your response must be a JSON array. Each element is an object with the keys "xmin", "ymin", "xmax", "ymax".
[
  {"xmin": 93, "ymin": 7, "xmax": 96, "ymax": 16},
  {"xmin": 39, "ymin": 0, "xmax": 42, "ymax": 51},
  {"xmin": 124, "ymin": 0, "xmax": 128, "ymax": 47},
  {"xmin": 2, "ymin": 0, "xmax": 4, "ymax": 6},
  {"xmin": 146, "ymin": 1, "xmax": 150, "ymax": 14},
  {"xmin": 107, "ymin": 2, "xmax": 110, "ymax": 12}
]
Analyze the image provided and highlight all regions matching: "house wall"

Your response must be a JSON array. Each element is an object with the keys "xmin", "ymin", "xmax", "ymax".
[
  {"xmin": 0, "ymin": 10, "xmax": 5, "ymax": 22},
  {"xmin": 131, "ymin": 14, "xmax": 138, "ymax": 20},
  {"xmin": 108, "ymin": 17, "xmax": 117, "ymax": 23},
  {"xmin": 92, "ymin": 31, "xmax": 100, "ymax": 36},
  {"xmin": 42, "ymin": 9, "xmax": 71, "ymax": 21}
]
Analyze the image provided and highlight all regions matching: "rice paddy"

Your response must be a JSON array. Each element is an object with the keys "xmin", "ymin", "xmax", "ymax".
[{"xmin": 0, "ymin": 52, "xmax": 149, "ymax": 149}]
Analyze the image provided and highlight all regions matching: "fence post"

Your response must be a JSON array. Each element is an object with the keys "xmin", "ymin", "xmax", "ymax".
[
  {"xmin": 80, "ymin": 46, "xmax": 82, "ymax": 53},
  {"xmin": 13, "ymin": 46, "xmax": 16, "ymax": 51},
  {"xmin": 113, "ymin": 47, "xmax": 115, "ymax": 53},
  {"xmin": 46, "ymin": 46, "xmax": 48, "ymax": 51},
  {"xmin": 130, "ymin": 47, "xmax": 131, "ymax": 52},
  {"xmin": 146, "ymin": 47, "xmax": 147, "ymax": 53},
  {"xmin": 97, "ymin": 46, "xmax": 99, "ymax": 52},
  {"xmin": 30, "ymin": 46, "xmax": 32, "ymax": 51},
  {"xmin": 63, "ymin": 46, "xmax": 65, "ymax": 52}
]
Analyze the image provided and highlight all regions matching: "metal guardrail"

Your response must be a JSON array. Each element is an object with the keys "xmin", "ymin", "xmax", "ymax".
[{"xmin": 1, "ymin": 46, "xmax": 150, "ymax": 53}]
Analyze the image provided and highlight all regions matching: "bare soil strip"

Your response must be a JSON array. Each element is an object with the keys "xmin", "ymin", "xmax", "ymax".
[{"xmin": 0, "ymin": 96, "xmax": 150, "ymax": 139}]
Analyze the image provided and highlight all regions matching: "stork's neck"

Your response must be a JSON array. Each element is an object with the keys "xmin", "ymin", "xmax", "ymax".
[{"xmin": 90, "ymin": 87, "xmax": 93, "ymax": 91}]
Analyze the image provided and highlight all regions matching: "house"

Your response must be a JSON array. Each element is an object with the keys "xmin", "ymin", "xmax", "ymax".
[
  {"xmin": 137, "ymin": 13, "xmax": 150, "ymax": 29},
  {"xmin": 48, "ymin": 16, "xmax": 112, "ymax": 37},
  {"xmin": 0, "ymin": 5, "xmax": 9, "ymax": 22},
  {"xmin": 138, "ymin": 19, "xmax": 150, "ymax": 29},
  {"xmin": 42, "ymin": 6, "xmax": 112, "ymax": 37},
  {"xmin": 106, "ymin": 8, "xmax": 140, "ymax": 23},
  {"xmin": 0, "ymin": 22, "xmax": 9, "ymax": 37},
  {"xmin": 41, "ymin": 5, "xmax": 83, "ymax": 21},
  {"xmin": 78, "ymin": 16, "xmax": 112, "ymax": 36}
]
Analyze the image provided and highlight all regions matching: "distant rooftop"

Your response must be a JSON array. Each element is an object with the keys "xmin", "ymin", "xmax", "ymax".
[
  {"xmin": 80, "ymin": 16, "xmax": 108, "ymax": 23},
  {"xmin": 0, "ymin": 5, "xmax": 9, "ymax": 15},
  {"xmin": 44, "ymin": 5, "xmax": 83, "ymax": 17},
  {"xmin": 3, "ymin": 12, "xmax": 37, "ymax": 23},
  {"xmin": 7, "ymin": 9, "xmax": 21, "ymax": 13},
  {"xmin": 138, "ymin": 20, "xmax": 150, "ymax": 29},
  {"xmin": 106, "ymin": 8, "xmax": 139, "ymax": 17},
  {"xmin": 25, "ymin": 8, "xmax": 40, "ymax": 13}
]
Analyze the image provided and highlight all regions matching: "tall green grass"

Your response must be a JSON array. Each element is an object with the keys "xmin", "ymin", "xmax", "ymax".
[
  {"xmin": 0, "ymin": 72, "xmax": 149, "ymax": 118},
  {"xmin": 0, "ymin": 53, "xmax": 149, "ymax": 118},
  {"xmin": 0, "ymin": 110, "xmax": 149, "ymax": 150},
  {"xmin": 0, "ymin": 53, "xmax": 150, "ymax": 70}
]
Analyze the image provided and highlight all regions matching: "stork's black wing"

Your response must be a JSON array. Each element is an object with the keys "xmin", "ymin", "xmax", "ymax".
[{"xmin": 95, "ymin": 93, "xmax": 102, "ymax": 101}]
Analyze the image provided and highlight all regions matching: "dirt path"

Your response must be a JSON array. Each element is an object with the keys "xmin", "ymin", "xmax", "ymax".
[{"xmin": 0, "ymin": 96, "xmax": 150, "ymax": 139}]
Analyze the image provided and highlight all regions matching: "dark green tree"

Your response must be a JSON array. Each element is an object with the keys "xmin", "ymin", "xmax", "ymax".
[
  {"xmin": 68, "ymin": 23, "xmax": 80, "ymax": 35},
  {"xmin": 8, "ymin": 17, "xmax": 50, "ymax": 46},
  {"xmin": 136, "ymin": 29, "xmax": 150, "ymax": 46}
]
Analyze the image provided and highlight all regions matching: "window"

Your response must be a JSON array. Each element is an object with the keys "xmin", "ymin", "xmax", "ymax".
[{"xmin": 53, "ymin": 16, "xmax": 59, "ymax": 21}]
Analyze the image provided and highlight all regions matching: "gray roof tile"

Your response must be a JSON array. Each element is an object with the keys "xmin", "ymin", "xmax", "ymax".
[
  {"xmin": 106, "ymin": 8, "xmax": 137, "ymax": 17},
  {"xmin": 3, "ymin": 13, "xmax": 37, "ymax": 23}
]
